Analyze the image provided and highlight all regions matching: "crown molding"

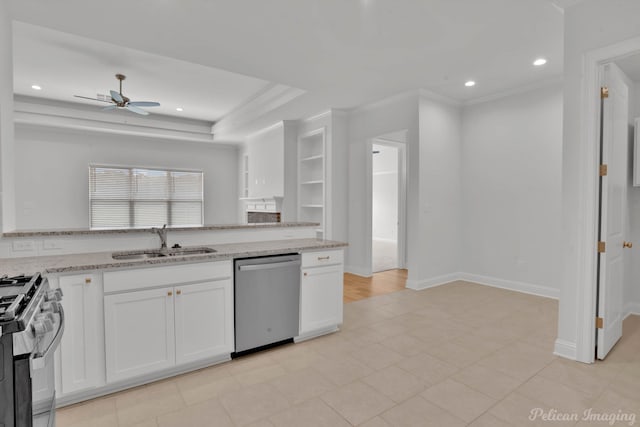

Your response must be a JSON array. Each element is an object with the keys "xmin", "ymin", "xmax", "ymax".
[
  {"xmin": 463, "ymin": 76, "xmax": 563, "ymax": 107},
  {"xmin": 418, "ymin": 88, "xmax": 462, "ymax": 107},
  {"xmin": 548, "ymin": 0, "xmax": 585, "ymax": 12},
  {"xmin": 13, "ymin": 95, "xmax": 219, "ymax": 144},
  {"xmin": 245, "ymin": 120, "xmax": 284, "ymax": 139},
  {"xmin": 212, "ymin": 83, "xmax": 305, "ymax": 136},
  {"xmin": 303, "ymin": 110, "xmax": 331, "ymax": 123},
  {"xmin": 351, "ymin": 89, "xmax": 419, "ymax": 115}
]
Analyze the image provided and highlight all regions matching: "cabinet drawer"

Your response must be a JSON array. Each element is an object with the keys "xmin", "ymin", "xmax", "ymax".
[
  {"xmin": 301, "ymin": 250, "xmax": 343, "ymax": 268},
  {"xmin": 104, "ymin": 261, "xmax": 232, "ymax": 293}
]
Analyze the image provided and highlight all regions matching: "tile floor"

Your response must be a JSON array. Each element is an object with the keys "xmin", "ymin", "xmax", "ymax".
[{"xmin": 57, "ymin": 281, "xmax": 640, "ymax": 426}]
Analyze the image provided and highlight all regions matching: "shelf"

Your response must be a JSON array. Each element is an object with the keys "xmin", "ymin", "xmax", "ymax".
[
  {"xmin": 300, "ymin": 154, "xmax": 323, "ymax": 162},
  {"xmin": 301, "ymin": 204, "xmax": 323, "ymax": 208},
  {"xmin": 300, "ymin": 180, "xmax": 324, "ymax": 185}
]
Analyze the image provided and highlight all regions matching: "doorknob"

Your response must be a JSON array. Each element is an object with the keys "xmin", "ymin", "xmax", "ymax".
[{"xmin": 623, "ymin": 241, "xmax": 633, "ymax": 248}]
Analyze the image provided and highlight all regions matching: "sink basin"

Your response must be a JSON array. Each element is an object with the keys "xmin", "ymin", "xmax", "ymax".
[
  {"xmin": 112, "ymin": 252, "xmax": 168, "ymax": 260},
  {"xmin": 166, "ymin": 247, "xmax": 217, "ymax": 256},
  {"xmin": 112, "ymin": 247, "xmax": 216, "ymax": 260}
]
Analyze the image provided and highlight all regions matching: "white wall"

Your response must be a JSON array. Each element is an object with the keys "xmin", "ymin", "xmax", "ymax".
[
  {"xmin": 0, "ymin": 3, "xmax": 14, "ymax": 231},
  {"xmin": 372, "ymin": 144, "xmax": 398, "ymax": 242},
  {"xmin": 246, "ymin": 123, "xmax": 284, "ymax": 198},
  {"xmin": 347, "ymin": 92, "xmax": 419, "ymax": 276},
  {"xmin": 461, "ymin": 84, "xmax": 563, "ymax": 297},
  {"xmin": 411, "ymin": 93, "xmax": 462, "ymax": 287},
  {"xmin": 14, "ymin": 124, "xmax": 239, "ymax": 230},
  {"xmin": 559, "ymin": 0, "xmax": 640, "ymax": 361}
]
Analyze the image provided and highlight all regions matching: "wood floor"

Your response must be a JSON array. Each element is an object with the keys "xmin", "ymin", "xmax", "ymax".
[{"xmin": 343, "ymin": 269, "xmax": 407, "ymax": 303}]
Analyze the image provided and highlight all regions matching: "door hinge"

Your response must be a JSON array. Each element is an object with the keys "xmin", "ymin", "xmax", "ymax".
[
  {"xmin": 601, "ymin": 87, "xmax": 609, "ymax": 99},
  {"xmin": 599, "ymin": 164, "xmax": 608, "ymax": 177},
  {"xmin": 598, "ymin": 241, "xmax": 606, "ymax": 253},
  {"xmin": 596, "ymin": 317, "xmax": 604, "ymax": 329}
]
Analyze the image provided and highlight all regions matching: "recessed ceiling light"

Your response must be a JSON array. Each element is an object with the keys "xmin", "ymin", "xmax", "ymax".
[
  {"xmin": 176, "ymin": 107, "xmax": 183, "ymax": 112},
  {"xmin": 464, "ymin": 81, "xmax": 476, "ymax": 87},
  {"xmin": 31, "ymin": 85, "xmax": 42, "ymax": 90},
  {"xmin": 533, "ymin": 58, "xmax": 547, "ymax": 66}
]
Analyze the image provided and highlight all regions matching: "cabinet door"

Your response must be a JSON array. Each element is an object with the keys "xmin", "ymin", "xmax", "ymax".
[
  {"xmin": 105, "ymin": 288, "xmax": 175, "ymax": 383},
  {"xmin": 300, "ymin": 265, "xmax": 343, "ymax": 335},
  {"xmin": 58, "ymin": 274, "xmax": 105, "ymax": 395},
  {"xmin": 175, "ymin": 279, "xmax": 234, "ymax": 364}
]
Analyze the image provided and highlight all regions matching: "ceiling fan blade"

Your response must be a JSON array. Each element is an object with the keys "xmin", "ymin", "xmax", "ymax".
[
  {"xmin": 110, "ymin": 90, "xmax": 123, "ymax": 103},
  {"xmin": 125, "ymin": 105, "xmax": 150, "ymax": 115},
  {"xmin": 102, "ymin": 105, "xmax": 118, "ymax": 111},
  {"xmin": 74, "ymin": 95, "xmax": 112, "ymax": 103},
  {"xmin": 127, "ymin": 101, "xmax": 160, "ymax": 107}
]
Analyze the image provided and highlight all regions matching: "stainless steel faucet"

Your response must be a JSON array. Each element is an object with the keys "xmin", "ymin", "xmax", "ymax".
[{"xmin": 152, "ymin": 224, "xmax": 168, "ymax": 253}]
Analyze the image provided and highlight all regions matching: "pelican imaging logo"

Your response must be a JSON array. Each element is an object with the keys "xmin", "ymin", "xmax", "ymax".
[{"xmin": 529, "ymin": 408, "xmax": 636, "ymax": 425}]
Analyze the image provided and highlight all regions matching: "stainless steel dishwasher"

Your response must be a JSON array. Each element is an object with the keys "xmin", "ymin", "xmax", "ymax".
[{"xmin": 234, "ymin": 254, "xmax": 301, "ymax": 354}]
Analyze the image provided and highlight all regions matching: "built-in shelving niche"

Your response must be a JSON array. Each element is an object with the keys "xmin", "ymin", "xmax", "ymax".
[{"xmin": 298, "ymin": 128, "xmax": 326, "ymax": 238}]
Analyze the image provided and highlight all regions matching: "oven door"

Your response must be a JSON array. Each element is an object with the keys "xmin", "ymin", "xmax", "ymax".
[{"xmin": 25, "ymin": 307, "xmax": 64, "ymax": 427}]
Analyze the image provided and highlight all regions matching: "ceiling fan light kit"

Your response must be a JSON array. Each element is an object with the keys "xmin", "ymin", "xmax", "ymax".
[{"xmin": 74, "ymin": 73, "xmax": 160, "ymax": 115}]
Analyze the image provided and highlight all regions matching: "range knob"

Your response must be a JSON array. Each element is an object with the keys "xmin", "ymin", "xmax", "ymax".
[
  {"xmin": 45, "ymin": 289, "xmax": 62, "ymax": 302},
  {"xmin": 32, "ymin": 321, "xmax": 47, "ymax": 337},
  {"xmin": 41, "ymin": 301, "xmax": 60, "ymax": 313},
  {"xmin": 49, "ymin": 301, "xmax": 61, "ymax": 313},
  {"xmin": 35, "ymin": 312, "xmax": 55, "ymax": 326}
]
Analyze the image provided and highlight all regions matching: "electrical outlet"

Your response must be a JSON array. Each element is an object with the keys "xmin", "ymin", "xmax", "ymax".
[
  {"xmin": 12, "ymin": 241, "xmax": 35, "ymax": 252},
  {"xmin": 43, "ymin": 240, "xmax": 63, "ymax": 250}
]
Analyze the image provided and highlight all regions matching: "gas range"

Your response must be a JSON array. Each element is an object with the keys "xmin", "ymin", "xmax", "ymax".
[
  {"xmin": 0, "ymin": 273, "xmax": 64, "ymax": 427},
  {"xmin": 0, "ymin": 274, "xmax": 56, "ymax": 335}
]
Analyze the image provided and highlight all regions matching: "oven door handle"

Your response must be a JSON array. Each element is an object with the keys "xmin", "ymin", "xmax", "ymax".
[{"xmin": 31, "ymin": 306, "xmax": 65, "ymax": 370}]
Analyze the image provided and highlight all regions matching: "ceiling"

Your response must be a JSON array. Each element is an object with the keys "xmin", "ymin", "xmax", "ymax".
[
  {"xmin": 13, "ymin": 22, "xmax": 276, "ymax": 123},
  {"xmin": 9, "ymin": 0, "xmax": 567, "ymax": 141}
]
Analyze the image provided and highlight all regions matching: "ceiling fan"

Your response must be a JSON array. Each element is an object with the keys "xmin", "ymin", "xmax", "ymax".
[{"xmin": 74, "ymin": 74, "xmax": 160, "ymax": 115}]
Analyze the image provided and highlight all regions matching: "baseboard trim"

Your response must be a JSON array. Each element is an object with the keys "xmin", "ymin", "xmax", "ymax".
[
  {"xmin": 624, "ymin": 302, "xmax": 640, "ymax": 319},
  {"xmin": 405, "ymin": 273, "xmax": 462, "ymax": 290},
  {"xmin": 553, "ymin": 338, "xmax": 577, "ymax": 361},
  {"xmin": 344, "ymin": 265, "xmax": 372, "ymax": 277},
  {"xmin": 458, "ymin": 273, "xmax": 559, "ymax": 299}
]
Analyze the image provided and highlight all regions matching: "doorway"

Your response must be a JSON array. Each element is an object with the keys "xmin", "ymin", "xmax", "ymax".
[
  {"xmin": 575, "ymin": 44, "xmax": 640, "ymax": 363},
  {"xmin": 370, "ymin": 131, "xmax": 407, "ymax": 274}
]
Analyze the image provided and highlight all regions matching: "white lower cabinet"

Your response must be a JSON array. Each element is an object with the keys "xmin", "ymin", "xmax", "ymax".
[
  {"xmin": 104, "ymin": 287, "xmax": 176, "ymax": 383},
  {"xmin": 175, "ymin": 280, "xmax": 233, "ymax": 365},
  {"xmin": 103, "ymin": 261, "xmax": 234, "ymax": 384},
  {"xmin": 299, "ymin": 251, "xmax": 344, "ymax": 336},
  {"xmin": 56, "ymin": 273, "xmax": 105, "ymax": 396}
]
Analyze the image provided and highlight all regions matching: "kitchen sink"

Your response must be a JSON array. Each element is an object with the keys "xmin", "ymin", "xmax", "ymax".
[{"xmin": 112, "ymin": 247, "xmax": 217, "ymax": 260}]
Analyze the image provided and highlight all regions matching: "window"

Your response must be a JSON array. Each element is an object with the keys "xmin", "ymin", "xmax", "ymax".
[{"xmin": 89, "ymin": 165, "xmax": 203, "ymax": 229}]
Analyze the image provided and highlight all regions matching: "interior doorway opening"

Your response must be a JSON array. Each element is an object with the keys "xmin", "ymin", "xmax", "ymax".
[
  {"xmin": 372, "ymin": 143, "xmax": 399, "ymax": 272},
  {"xmin": 594, "ymin": 54, "xmax": 640, "ymax": 360},
  {"xmin": 370, "ymin": 131, "xmax": 407, "ymax": 274}
]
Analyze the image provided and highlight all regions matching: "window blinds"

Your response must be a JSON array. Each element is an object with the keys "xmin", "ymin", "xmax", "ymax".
[{"xmin": 89, "ymin": 166, "xmax": 203, "ymax": 229}]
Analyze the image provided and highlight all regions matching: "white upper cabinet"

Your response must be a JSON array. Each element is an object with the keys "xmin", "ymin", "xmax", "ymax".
[{"xmin": 247, "ymin": 124, "xmax": 285, "ymax": 197}]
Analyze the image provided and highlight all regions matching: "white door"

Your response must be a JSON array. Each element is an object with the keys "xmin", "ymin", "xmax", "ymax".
[
  {"xmin": 597, "ymin": 63, "xmax": 629, "ymax": 359},
  {"xmin": 58, "ymin": 274, "xmax": 104, "ymax": 394},
  {"xmin": 175, "ymin": 279, "xmax": 234, "ymax": 364},
  {"xmin": 300, "ymin": 265, "xmax": 344, "ymax": 335},
  {"xmin": 105, "ymin": 287, "xmax": 175, "ymax": 382}
]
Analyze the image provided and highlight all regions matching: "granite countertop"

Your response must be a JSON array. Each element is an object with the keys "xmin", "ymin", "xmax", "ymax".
[
  {"xmin": 0, "ymin": 238, "xmax": 347, "ymax": 276},
  {"xmin": 2, "ymin": 222, "xmax": 320, "ymax": 238}
]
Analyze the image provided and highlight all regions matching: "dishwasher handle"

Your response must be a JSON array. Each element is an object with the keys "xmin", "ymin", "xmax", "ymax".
[{"xmin": 238, "ymin": 259, "xmax": 301, "ymax": 272}]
